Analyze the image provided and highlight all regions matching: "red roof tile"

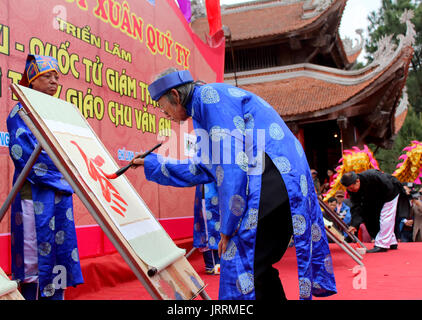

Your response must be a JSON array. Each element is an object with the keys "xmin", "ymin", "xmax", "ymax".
[
  {"xmin": 241, "ymin": 76, "xmax": 371, "ymax": 117},
  {"xmin": 191, "ymin": 0, "xmax": 359, "ymax": 65},
  {"xmin": 192, "ymin": 1, "xmax": 327, "ymax": 42},
  {"xmin": 346, "ymin": 49, "xmax": 363, "ymax": 64},
  {"xmin": 229, "ymin": 46, "xmax": 413, "ymax": 119}
]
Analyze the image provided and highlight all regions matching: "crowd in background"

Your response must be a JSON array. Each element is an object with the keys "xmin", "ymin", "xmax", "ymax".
[{"xmin": 313, "ymin": 169, "xmax": 422, "ymax": 243}]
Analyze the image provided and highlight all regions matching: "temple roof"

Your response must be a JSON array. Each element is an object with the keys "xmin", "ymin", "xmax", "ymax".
[
  {"xmin": 224, "ymin": 10, "xmax": 416, "ymax": 145},
  {"xmin": 191, "ymin": 0, "xmax": 362, "ymax": 67},
  {"xmin": 394, "ymin": 88, "xmax": 409, "ymax": 135},
  {"xmin": 215, "ymin": 1, "xmax": 321, "ymax": 41}
]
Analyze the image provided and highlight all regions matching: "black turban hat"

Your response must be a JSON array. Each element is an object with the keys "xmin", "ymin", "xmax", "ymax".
[{"xmin": 340, "ymin": 171, "xmax": 358, "ymax": 187}]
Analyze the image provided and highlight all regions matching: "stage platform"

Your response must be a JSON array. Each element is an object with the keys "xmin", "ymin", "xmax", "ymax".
[{"xmin": 65, "ymin": 242, "xmax": 422, "ymax": 300}]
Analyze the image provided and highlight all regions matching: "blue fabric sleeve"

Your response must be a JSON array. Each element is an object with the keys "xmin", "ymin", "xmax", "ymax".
[
  {"xmin": 7, "ymin": 106, "xmax": 73, "ymax": 194},
  {"xmin": 343, "ymin": 205, "xmax": 352, "ymax": 225},
  {"xmin": 194, "ymin": 86, "xmax": 249, "ymax": 236},
  {"xmin": 143, "ymin": 152, "xmax": 214, "ymax": 187}
]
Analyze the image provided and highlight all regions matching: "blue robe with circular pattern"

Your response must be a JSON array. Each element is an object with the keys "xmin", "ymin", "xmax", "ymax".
[
  {"xmin": 193, "ymin": 183, "xmax": 220, "ymax": 251},
  {"xmin": 144, "ymin": 84, "xmax": 337, "ymax": 300},
  {"xmin": 7, "ymin": 103, "xmax": 84, "ymax": 297}
]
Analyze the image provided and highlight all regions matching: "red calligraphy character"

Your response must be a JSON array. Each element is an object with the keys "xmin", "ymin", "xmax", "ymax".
[{"xmin": 70, "ymin": 141, "xmax": 128, "ymax": 217}]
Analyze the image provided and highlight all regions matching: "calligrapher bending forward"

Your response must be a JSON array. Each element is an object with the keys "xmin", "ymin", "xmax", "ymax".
[{"xmin": 132, "ymin": 68, "xmax": 337, "ymax": 300}]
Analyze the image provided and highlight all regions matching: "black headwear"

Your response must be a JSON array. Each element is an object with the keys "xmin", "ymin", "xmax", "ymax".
[
  {"xmin": 148, "ymin": 70, "xmax": 193, "ymax": 101},
  {"xmin": 340, "ymin": 171, "xmax": 358, "ymax": 187}
]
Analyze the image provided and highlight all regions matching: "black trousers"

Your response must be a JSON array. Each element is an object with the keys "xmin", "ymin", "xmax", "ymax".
[{"xmin": 254, "ymin": 154, "xmax": 293, "ymax": 300}]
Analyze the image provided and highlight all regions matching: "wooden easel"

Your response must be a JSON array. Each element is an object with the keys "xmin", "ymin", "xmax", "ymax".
[
  {"xmin": 0, "ymin": 84, "xmax": 211, "ymax": 300},
  {"xmin": 319, "ymin": 198, "xmax": 366, "ymax": 266},
  {"xmin": 0, "ymin": 268, "xmax": 23, "ymax": 300}
]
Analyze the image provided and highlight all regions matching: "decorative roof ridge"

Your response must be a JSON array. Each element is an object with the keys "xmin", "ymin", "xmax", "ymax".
[
  {"xmin": 224, "ymin": 62, "xmax": 379, "ymax": 86},
  {"xmin": 395, "ymin": 87, "xmax": 409, "ymax": 117},
  {"xmin": 225, "ymin": 10, "xmax": 415, "ymax": 86},
  {"xmin": 391, "ymin": 11, "xmax": 415, "ymax": 130},
  {"xmin": 227, "ymin": 62, "xmax": 378, "ymax": 77},
  {"xmin": 342, "ymin": 29, "xmax": 364, "ymax": 58},
  {"xmin": 221, "ymin": 0, "xmax": 303, "ymax": 15},
  {"xmin": 368, "ymin": 9, "xmax": 416, "ymax": 69},
  {"xmin": 302, "ymin": 0, "xmax": 335, "ymax": 19},
  {"xmin": 221, "ymin": 0, "xmax": 338, "ymax": 20},
  {"xmin": 329, "ymin": 0, "xmax": 355, "ymax": 67}
]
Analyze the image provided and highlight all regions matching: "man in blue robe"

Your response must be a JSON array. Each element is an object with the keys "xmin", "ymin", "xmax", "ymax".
[
  {"xmin": 133, "ymin": 68, "xmax": 336, "ymax": 300},
  {"xmin": 7, "ymin": 54, "xmax": 84, "ymax": 299},
  {"xmin": 193, "ymin": 183, "xmax": 220, "ymax": 274}
]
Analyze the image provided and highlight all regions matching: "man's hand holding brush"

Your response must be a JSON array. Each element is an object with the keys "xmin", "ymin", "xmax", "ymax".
[
  {"xmin": 131, "ymin": 137, "xmax": 168, "ymax": 169},
  {"xmin": 102, "ymin": 142, "xmax": 163, "ymax": 179},
  {"xmin": 130, "ymin": 155, "xmax": 145, "ymax": 167},
  {"xmin": 130, "ymin": 141, "xmax": 163, "ymax": 168}
]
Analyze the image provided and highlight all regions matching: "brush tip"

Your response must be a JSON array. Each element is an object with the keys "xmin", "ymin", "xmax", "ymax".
[{"xmin": 105, "ymin": 173, "xmax": 118, "ymax": 179}]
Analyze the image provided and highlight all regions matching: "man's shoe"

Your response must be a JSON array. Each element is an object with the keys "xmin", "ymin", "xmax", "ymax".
[
  {"xmin": 366, "ymin": 246, "xmax": 388, "ymax": 253},
  {"xmin": 205, "ymin": 264, "xmax": 220, "ymax": 275},
  {"xmin": 390, "ymin": 244, "xmax": 398, "ymax": 250}
]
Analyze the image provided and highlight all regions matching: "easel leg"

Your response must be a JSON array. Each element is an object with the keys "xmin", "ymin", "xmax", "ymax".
[
  {"xmin": 342, "ymin": 239, "xmax": 363, "ymax": 260},
  {"xmin": 352, "ymin": 234, "xmax": 367, "ymax": 250},
  {"xmin": 326, "ymin": 228, "xmax": 364, "ymax": 267},
  {"xmin": 185, "ymin": 247, "xmax": 196, "ymax": 259},
  {"xmin": 199, "ymin": 289, "xmax": 212, "ymax": 300},
  {"xmin": 0, "ymin": 144, "xmax": 42, "ymax": 224},
  {"xmin": 319, "ymin": 198, "xmax": 367, "ymax": 250},
  {"xmin": 21, "ymin": 122, "xmax": 161, "ymax": 300}
]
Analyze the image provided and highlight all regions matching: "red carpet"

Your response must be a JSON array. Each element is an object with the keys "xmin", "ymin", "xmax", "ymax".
[{"xmin": 65, "ymin": 243, "xmax": 422, "ymax": 300}]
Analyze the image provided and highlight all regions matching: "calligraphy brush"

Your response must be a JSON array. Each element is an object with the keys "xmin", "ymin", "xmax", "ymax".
[{"xmin": 103, "ymin": 142, "xmax": 163, "ymax": 179}]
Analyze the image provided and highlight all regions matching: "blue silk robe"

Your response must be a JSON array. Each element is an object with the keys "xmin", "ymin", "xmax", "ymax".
[
  {"xmin": 144, "ymin": 84, "xmax": 336, "ymax": 300},
  {"xmin": 7, "ymin": 103, "xmax": 84, "ymax": 297},
  {"xmin": 193, "ymin": 183, "xmax": 220, "ymax": 251}
]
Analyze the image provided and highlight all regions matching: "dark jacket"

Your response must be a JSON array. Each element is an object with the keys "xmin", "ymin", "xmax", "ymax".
[
  {"xmin": 348, "ymin": 169, "xmax": 404, "ymax": 238},
  {"xmin": 412, "ymin": 200, "xmax": 422, "ymax": 241},
  {"xmin": 395, "ymin": 192, "xmax": 412, "ymax": 238}
]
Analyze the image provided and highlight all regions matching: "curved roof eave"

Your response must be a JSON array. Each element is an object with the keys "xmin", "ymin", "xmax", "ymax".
[
  {"xmin": 224, "ymin": 37, "xmax": 413, "ymax": 122},
  {"xmin": 191, "ymin": 0, "xmax": 347, "ymax": 43}
]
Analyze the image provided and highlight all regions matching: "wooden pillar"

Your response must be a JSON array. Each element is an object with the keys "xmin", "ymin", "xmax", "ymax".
[
  {"xmin": 288, "ymin": 122, "xmax": 305, "ymax": 151},
  {"xmin": 297, "ymin": 127, "xmax": 305, "ymax": 152}
]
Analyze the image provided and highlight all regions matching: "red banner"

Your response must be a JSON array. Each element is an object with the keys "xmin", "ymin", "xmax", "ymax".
[
  {"xmin": 205, "ymin": 0, "xmax": 222, "ymax": 36},
  {"xmin": 0, "ymin": 0, "xmax": 224, "ymax": 269}
]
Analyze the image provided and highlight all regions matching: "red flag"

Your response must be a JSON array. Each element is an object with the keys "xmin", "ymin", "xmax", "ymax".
[
  {"xmin": 177, "ymin": 0, "xmax": 192, "ymax": 23},
  {"xmin": 205, "ymin": 0, "xmax": 222, "ymax": 36}
]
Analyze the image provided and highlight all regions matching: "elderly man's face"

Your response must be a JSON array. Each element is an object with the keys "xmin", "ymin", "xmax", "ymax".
[
  {"xmin": 158, "ymin": 89, "xmax": 189, "ymax": 123},
  {"xmin": 346, "ymin": 179, "xmax": 361, "ymax": 193},
  {"xmin": 31, "ymin": 71, "xmax": 59, "ymax": 96}
]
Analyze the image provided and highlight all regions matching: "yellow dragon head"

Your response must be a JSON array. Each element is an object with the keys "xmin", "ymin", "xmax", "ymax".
[
  {"xmin": 392, "ymin": 140, "xmax": 422, "ymax": 183},
  {"xmin": 323, "ymin": 145, "xmax": 380, "ymax": 201}
]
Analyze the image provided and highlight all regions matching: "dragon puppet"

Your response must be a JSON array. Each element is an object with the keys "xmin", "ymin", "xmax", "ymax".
[
  {"xmin": 323, "ymin": 145, "xmax": 380, "ymax": 201},
  {"xmin": 392, "ymin": 140, "xmax": 422, "ymax": 184},
  {"xmin": 323, "ymin": 141, "xmax": 422, "ymax": 201}
]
